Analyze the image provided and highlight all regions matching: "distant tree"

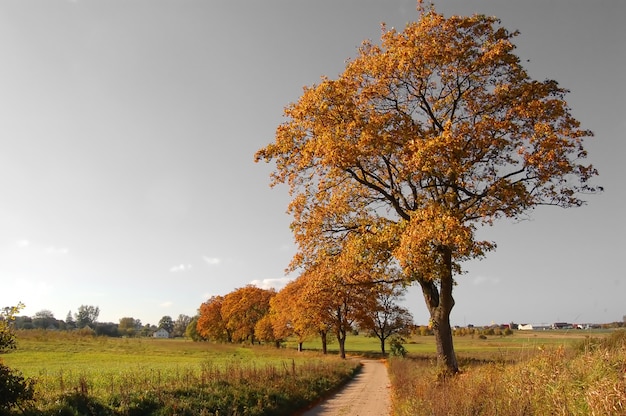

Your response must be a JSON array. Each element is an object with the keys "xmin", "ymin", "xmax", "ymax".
[
  {"xmin": 74, "ymin": 305, "xmax": 100, "ymax": 328},
  {"xmin": 197, "ymin": 296, "xmax": 231, "ymax": 342},
  {"xmin": 254, "ymin": 314, "xmax": 281, "ymax": 347},
  {"xmin": 32, "ymin": 310, "xmax": 57, "ymax": 329},
  {"xmin": 65, "ymin": 310, "xmax": 76, "ymax": 330},
  {"xmin": 14, "ymin": 316, "xmax": 33, "ymax": 330},
  {"xmin": 158, "ymin": 316, "xmax": 174, "ymax": 334},
  {"xmin": 359, "ymin": 282, "xmax": 414, "ymax": 355},
  {"xmin": 269, "ymin": 277, "xmax": 319, "ymax": 352},
  {"xmin": 118, "ymin": 317, "xmax": 141, "ymax": 337},
  {"xmin": 172, "ymin": 314, "xmax": 192, "ymax": 338},
  {"xmin": 185, "ymin": 316, "xmax": 205, "ymax": 341},
  {"xmin": 298, "ymin": 256, "xmax": 377, "ymax": 359},
  {"xmin": 140, "ymin": 323, "xmax": 157, "ymax": 337},
  {"xmin": 95, "ymin": 322, "xmax": 118, "ymax": 337},
  {"xmin": 221, "ymin": 286, "xmax": 276, "ymax": 344}
]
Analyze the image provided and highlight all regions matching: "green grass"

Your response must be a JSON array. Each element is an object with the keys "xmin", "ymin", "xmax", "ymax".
[{"xmin": 2, "ymin": 330, "xmax": 360, "ymax": 415}]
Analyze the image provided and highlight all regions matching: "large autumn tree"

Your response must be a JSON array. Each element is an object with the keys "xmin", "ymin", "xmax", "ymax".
[
  {"xmin": 255, "ymin": 6, "xmax": 599, "ymax": 373},
  {"xmin": 220, "ymin": 285, "xmax": 275, "ymax": 344}
]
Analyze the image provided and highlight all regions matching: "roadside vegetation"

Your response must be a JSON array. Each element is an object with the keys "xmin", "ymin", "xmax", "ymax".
[{"xmin": 390, "ymin": 329, "xmax": 626, "ymax": 415}]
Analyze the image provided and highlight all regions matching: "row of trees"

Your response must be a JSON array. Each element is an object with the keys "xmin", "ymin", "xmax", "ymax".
[{"xmin": 197, "ymin": 279, "xmax": 414, "ymax": 357}]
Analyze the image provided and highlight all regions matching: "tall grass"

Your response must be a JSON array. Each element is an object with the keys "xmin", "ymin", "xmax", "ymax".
[{"xmin": 389, "ymin": 330, "xmax": 626, "ymax": 415}]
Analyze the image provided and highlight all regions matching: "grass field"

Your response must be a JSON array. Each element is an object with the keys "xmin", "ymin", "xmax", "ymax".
[
  {"xmin": 2, "ymin": 329, "xmax": 623, "ymax": 415},
  {"xmin": 2, "ymin": 330, "xmax": 361, "ymax": 415}
]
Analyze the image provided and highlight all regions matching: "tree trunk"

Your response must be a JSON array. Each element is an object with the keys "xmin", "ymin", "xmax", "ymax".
[
  {"xmin": 337, "ymin": 329, "xmax": 347, "ymax": 359},
  {"xmin": 298, "ymin": 341, "xmax": 303, "ymax": 352},
  {"xmin": 320, "ymin": 330, "xmax": 328, "ymax": 354},
  {"xmin": 417, "ymin": 247, "xmax": 459, "ymax": 374},
  {"xmin": 380, "ymin": 339, "xmax": 386, "ymax": 355}
]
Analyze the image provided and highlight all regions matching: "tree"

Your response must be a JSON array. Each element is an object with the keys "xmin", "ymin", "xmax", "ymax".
[
  {"xmin": 119, "ymin": 317, "xmax": 141, "ymax": 337},
  {"xmin": 254, "ymin": 314, "xmax": 281, "ymax": 347},
  {"xmin": 269, "ymin": 277, "xmax": 319, "ymax": 352},
  {"xmin": 158, "ymin": 316, "xmax": 174, "ymax": 334},
  {"xmin": 220, "ymin": 285, "xmax": 275, "ymax": 344},
  {"xmin": 173, "ymin": 314, "xmax": 192, "ymax": 338},
  {"xmin": 185, "ymin": 316, "xmax": 205, "ymax": 341},
  {"xmin": 197, "ymin": 296, "xmax": 231, "ymax": 342},
  {"xmin": 359, "ymin": 282, "xmax": 414, "ymax": 355},
  {"xmin": 32, "ymin": 310, "xmax": 56, "ymax": 329},
  {"xmin": 255, "ymin": 6, "xmax": 599, "ymax": 374},
  {"xmin": 75, "ymin": 305, "xmax": 100, "ymax": 328},
  {"xmin": 65, "ymin": 310, "xmax": 76, "ymax": 330},
  {"xmin": 297, "ymin": 250, "xmax": 378, "ymax": 359}
]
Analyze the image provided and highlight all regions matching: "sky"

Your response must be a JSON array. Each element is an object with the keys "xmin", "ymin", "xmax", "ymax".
[{"xmin": 0, "ymin": 0, "xmax": 624, "ymax": 327}]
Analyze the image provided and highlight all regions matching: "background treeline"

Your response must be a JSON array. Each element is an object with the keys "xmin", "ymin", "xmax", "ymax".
[{"xmin": 12, "ymin": 306, "xmax": 194, "ymax": 339}]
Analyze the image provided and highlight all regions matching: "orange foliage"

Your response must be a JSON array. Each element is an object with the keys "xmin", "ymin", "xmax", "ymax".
[{"xmin": 256, "ymin": 6, "xmax": 599, "ymax": 372}]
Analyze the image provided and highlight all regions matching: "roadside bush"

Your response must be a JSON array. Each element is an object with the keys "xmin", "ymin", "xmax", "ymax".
[
  {"xmin": 0, "ymin": 363, "xmax": 35, "ymax": 413},
  {"xmin": 1, "ymin": 304, "xmax": 36, "ymax": 413},
  {"xmin": 389, "ymin": 337, "xmax": 407, "ymax": 357}
]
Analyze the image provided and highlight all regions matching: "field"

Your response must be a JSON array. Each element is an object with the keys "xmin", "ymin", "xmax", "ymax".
[
  {"xmin": 2, "ymin": 329, "xmax": 625, "ymax": 415},
  {"xmin": 2, "ymin": 330, "xmax": 360, "ymax": 415}
]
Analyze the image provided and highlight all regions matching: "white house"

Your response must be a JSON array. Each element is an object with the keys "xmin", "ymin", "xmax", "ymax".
[
  {"xmin": 153, "ymin": 328, "xmax": 170, "ymax": 338},
  {"xmin": 518, "ymin": 324, "xmax": 534, "ymax": 331}
]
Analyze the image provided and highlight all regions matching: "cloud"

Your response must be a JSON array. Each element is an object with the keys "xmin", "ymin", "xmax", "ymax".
[
  {"xmin": 249, "ymin": 278, "xmax": 291, "ymax": 291},
  {"xmin": 203, "ymin": 256, "xmax": 221, "ymax": 266},
  {"xmin": 170, "ymin": 264, "xmax": 192, "ymax": 272},
  {"xmin": 45, "ymin": 246, "xmax": 69, "ymax": 255},
  {"xmin": 16, "ymin": 239, "xmax": 30, "ymax": 247},
  {"xmin": 472, "ymin": 275, "xmax": 501, "ymax": 285},
  {"xmin": 159, "ymin": 301, "xmax": 173, "ymax": 308}
]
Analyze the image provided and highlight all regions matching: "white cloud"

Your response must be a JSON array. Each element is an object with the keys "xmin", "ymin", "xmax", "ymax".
[
  {"xmin": 45, "ymin": 246, "xmax": 69, "ymax": 255},
  {"xmin": 159, "ymin": 301, "xmax": 173, "ymax": 308},
  {"xmin": 170, "ymin": 264, "xmax": 192, "ymax": 272},
  {"xmin": 16, "ymin": 239, "xmax": 30, "ymax": 247},
  {"xmin": 472, "ymin": 275, "xmax": 501, "ymax": 285},
  {"xmin": 249, "ymin": 277, "xmax": 291, "ymax": 291},
  {"xmin": 203, "ymin": 256, "xmax": 221, "ymax": 266}
]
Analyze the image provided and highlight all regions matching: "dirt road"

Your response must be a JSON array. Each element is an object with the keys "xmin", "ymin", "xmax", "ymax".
[{"xmin": 300, "ymin": 359, "xmax": 391, "ymax": 416}]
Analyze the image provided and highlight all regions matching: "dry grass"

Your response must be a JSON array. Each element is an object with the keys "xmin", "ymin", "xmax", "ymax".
[{"xmin": 389, "ymin": 330, "xmax": 626, "ymax": 416}]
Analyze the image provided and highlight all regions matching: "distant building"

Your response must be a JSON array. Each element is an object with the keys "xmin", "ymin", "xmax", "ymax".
[
  {"xmin": 518, "ymin": 324, "xmax": 533, "ymax": 331},
  {"xmin": 153, "ymin": 328, "xmax": 170, "ymax": 338}
]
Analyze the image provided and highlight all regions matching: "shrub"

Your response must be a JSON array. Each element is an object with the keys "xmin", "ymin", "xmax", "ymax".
[
  {"xmin": 0, "ymin": 303, "xmax": 36, "ymax": 413},
  {"xmin": 389, "ymin": 337, "xmax": 407, "ymax": 357},
  {"xmin": 0, "ymin": 362, "xmax": 35, "ymax": 412}
]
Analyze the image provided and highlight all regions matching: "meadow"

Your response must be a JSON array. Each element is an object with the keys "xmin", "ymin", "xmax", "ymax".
[
  {"xmin": 2, "ymin": 329, "xmax": 625, "ymax": 415},
  {"xmin": 2, "ymin": 330, "xmax": 360, "ymax": 415}
]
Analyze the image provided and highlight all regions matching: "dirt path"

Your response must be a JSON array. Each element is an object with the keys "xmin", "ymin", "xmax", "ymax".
[{"xmin": 300, "ymin": 359, "xmax": 391, "ymax": 416}]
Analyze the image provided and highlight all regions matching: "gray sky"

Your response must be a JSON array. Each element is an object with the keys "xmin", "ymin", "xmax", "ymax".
[{"xmin": 1, "ymin": 0, "xmax": 623, "ymax": 327}]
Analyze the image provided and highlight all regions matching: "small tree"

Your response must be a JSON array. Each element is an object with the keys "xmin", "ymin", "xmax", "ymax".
[
  {"xmin": 1, "ymin": 303, "xmax": 35, "ymax": 412},
  {"xmin": 65, "ymin": 310, "xmax": 76, "ymax": 330},
  {"xmin": 360, "ymin": 282, "xmax": 414, "ymax": 355}
]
